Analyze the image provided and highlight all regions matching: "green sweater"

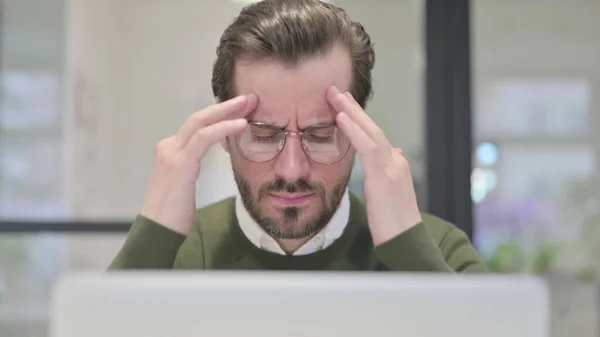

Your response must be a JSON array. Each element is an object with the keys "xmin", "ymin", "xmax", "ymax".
[{"xmin": 109, "ymin": 193, "xmax": 487, "ymax": 272}]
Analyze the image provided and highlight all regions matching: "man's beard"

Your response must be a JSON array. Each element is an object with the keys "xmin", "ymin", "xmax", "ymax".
[{"xmin": 232, "ymin": 167, "xmax": 351, "ymax": 240}]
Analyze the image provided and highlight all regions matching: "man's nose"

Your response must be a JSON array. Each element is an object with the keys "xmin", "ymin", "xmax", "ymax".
[{"xmin": 273, "ymin": 136, "xmax": 310, "ymax": 183}]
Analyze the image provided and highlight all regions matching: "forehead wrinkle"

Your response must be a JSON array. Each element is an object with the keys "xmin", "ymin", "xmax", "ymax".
[{"xmin": 246, "ymin": 97, "xmax": 291, "ymax": 127}]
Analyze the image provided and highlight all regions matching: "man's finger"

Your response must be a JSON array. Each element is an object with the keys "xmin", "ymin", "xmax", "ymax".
[
  {"xmin": 326, "ymin": 86, "xmax": 386, "ymax": 144},
  {"xmin": 336, "ymin": 112, "xmax": 377, "ymax": 160},
  {"xmin": 176, "ymin": 94, "xmax": 258, "ymax": 148},
  {"xmin": 183, "ymin": 118, "xmax": 248, "ymax": 162}
]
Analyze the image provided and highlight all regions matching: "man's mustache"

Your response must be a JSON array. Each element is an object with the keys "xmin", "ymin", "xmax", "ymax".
[{"xmin": 265, "ymin": 178, "xmax": 314, "ymax": 193}]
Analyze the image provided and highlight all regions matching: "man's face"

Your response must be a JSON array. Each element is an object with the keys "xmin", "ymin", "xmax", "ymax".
[{"xmin": 228, "ymin": 44, "xmax": 355, "ymax": 240}]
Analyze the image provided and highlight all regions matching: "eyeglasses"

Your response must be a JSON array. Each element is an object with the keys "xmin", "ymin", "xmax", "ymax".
[{"xmin": 235, "ymin": 121, "xmax": 351, "ymax": 165}]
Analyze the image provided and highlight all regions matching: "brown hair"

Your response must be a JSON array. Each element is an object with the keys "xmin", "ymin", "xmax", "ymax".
[{"xmin": 211, "ymin": 0, "xmax": 375, "ymax": 108}]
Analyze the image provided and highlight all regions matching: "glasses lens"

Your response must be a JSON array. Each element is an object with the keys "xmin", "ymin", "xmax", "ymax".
[
  {"xmin": 302, "ymin": 126, "xmax": 350, "ymax": 164},
  {"xmin": 236, "ymin": 124, "xmax": 351, "ymax": 164},
  {"xmin": 236, "ymin": 124, "xmax": 285, "ymax": 162}
]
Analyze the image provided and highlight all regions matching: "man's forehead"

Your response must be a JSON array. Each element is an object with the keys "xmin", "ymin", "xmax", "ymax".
[
  {"xmin": 244, "ymin": 92, "xmax": 338, "ymax": 127},
  {"xmin": 234, "ymin": 45, "xmax": 352, "ymax": 127}
]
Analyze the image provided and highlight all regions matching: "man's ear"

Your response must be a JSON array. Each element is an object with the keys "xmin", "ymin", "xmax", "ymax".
[{"xmin": 215, "ymin": 96, "xmax": 221, "ymax": 104}]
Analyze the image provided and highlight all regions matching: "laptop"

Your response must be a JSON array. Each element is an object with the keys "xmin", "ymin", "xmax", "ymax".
[{"xmin": 49, "ymin": 271, "xmax": 550, "ymax": 337}]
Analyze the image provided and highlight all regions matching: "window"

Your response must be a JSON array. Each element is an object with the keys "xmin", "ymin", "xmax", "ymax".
[{"xmin": 473, "ymin": 1, "xmax": 600, "ymax": 275}]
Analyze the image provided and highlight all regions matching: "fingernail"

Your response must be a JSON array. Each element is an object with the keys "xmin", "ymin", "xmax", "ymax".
[
  {"xmin": 336, "ymin": 112, "xmax": 349, "ymax": 122},
  {"xmin": 243, "ymin": 93, "xmax": 256, "ymax": 105},
  {"xmin": 329, "ymin": 85, "xmax": 341, "ymax": 95},
  {"xmin": 243, "ymin": 93, "xmax": 258, "ymax": 111},
  {"xmin": 233, "ymin": 118, "xmax": 247, "ymax": 126}
]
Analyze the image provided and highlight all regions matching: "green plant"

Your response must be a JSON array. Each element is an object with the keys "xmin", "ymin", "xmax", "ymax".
[
  {"xmin": 532, "ymin": 242, "xmax": 560, "ymax": 274},
  {"xmin": 486, "ymin": 243, "xmax": 526, "ymax": 273},
  {"xmin": 486, "ymin": 240, "xmax": 564, "ymax": 274}
]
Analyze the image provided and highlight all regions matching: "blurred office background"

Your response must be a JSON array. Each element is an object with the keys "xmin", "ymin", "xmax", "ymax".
[{"xmin": 0, "ymin": 0, "xmax": 598, "ymax": 336}]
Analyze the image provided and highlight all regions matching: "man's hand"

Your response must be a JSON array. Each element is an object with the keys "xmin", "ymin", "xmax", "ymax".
[
  {"xmin": 139, "ymin": 94, "xmax": 258, "ymax": 235},
  {"xmin": 327, "ymin": 86, "xmax": 422, "ymax": 246}
]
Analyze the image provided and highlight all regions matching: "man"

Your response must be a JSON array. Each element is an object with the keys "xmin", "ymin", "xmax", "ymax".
[{"xmin": 110, "ymin": 0, "xmax": 486, "ymax": 272}]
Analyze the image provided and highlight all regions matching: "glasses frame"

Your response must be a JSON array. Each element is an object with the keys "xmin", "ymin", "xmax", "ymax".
[{"xmin": 234, "ymin": 121, "xmax": 352, "ymax": 165}]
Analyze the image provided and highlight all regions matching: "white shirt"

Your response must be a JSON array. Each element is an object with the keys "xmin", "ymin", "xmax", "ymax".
[{"xmin": 235, "ymin": 189, "xmax": 350, "ymax": 255}]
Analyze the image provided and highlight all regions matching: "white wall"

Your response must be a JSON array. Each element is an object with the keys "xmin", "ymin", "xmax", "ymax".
[
  {"xmin": 64, "ymin": 0, "xmax": 123, "ymax": 219},
  {"xmin": 474, "ymin": 1, "xmax": 600, "ymax": 74}
]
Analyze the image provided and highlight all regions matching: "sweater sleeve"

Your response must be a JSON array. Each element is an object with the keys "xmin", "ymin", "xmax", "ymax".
[
  {"xmin": 374, "ymin": 222, "xmax": 488, "ymax": 273},
  {"xmin": 108, "ymin": 215, "xmax": 186, "ymax": 270}
]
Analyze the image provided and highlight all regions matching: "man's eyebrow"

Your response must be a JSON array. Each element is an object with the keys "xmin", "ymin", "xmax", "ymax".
[
  {"xmin": 248, "ymin": 120, "xmax": 285, "ymax": 128},
  {"xmin": 298, "ymin": 120, "xmax": 336, "ymax": 129},
  {"xmin": 248, "ymin": 120, "xmax": 337, "ymax": 130}
]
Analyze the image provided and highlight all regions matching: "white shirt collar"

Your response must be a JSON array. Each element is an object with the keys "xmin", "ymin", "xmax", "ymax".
[{"xmin": 235, "ymin": 189, "xmax": 350, "ymax": 256}]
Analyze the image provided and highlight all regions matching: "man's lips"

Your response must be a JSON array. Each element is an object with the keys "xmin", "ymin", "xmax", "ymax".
[{"xmin": 269, "ymin": 193, "xmax": 315, "ymax": 207}]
